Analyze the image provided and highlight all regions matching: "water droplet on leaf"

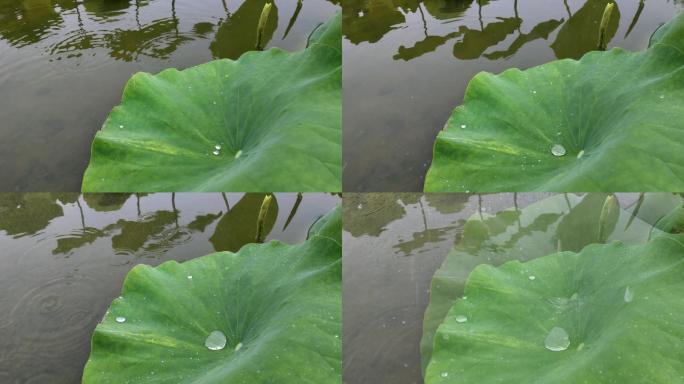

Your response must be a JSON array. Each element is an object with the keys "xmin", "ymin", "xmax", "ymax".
[
  {"xmin": 624, "ymin": 286, "xmax": 634, "ymax": 303},
  {"xmin": 455, "ymin": 315, "xmax": 467, "ymax": 323},
  {"xmin": 234, "ymin": 150, "xmax": 242, "ymax": 159},
  {"xmin": 551, "ymin": 144, "xmax": 566, "ymax": 157},
  {"xmin": 234, "ymin": 342, "xmax": 243, "ymax": 351},
  {"xmin": 205, "ymin": 330, "xmax": 227, "ymax": 351},
  {"xmin": 115, "ymin": 316, "xmax": 126, "ymax": 323},
  {"xmin": 545, "ymin": 327, "xmax": 570, "ymax": 351}
]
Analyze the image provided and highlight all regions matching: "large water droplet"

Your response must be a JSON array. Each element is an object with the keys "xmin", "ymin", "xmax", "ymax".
[
  {"xmin": 551, "ymin": 144, "xmax": 566, "ymax": 157},
  {"xmin": 115, "ymin": 316, "xmax": 126, "ymax": 323},
  {"xmin": 205, "ymin": 330, "xmax": 227, "ymax": 351},
  {"xmin": 455, "ymin": 315, "xmax": 467, "ymax": 323},
  {"xmin": 624, "ymin": 286, "xmax": 634, "ymax": 303},
  {"xmin": 544, "ymin": 327, "xmax": 570, "ymax": 351}
]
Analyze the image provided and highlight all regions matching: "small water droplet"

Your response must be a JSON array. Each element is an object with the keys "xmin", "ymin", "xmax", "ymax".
[
  {"xmin": 576, "ymin": 150, "xmax": 584, "ymax": 159},
  {"xmin": 119, "ymin": 125, "xmax": 124, "ymax": 129},
  {"xmin": 455, "ymin": 315, "xmax": 467, "ymax": 323},
  {"xmin": 551, "ymin": 144, "xmax": 566, "ymax": 157},
  {"xmin": 234, "ymin": 150, "xmax": 242, "ymax": 159},
  {"xmin": 441, "ymin": 372, "xmax": 449, "ymax": 378},
  {"xmin": 215, "ymin": 144, "xmax": 221, "ymax": 150},
  {"xmin": 187, "ymin": 275, "xmax": 193, "ymax": 280},
  {"xmin": 659, "ymin": 95, "xmax": 665, "ymax": 99},
  {"xmin": 205, "ymin": 330, "xmax": 227, "ymax": 351},
  {"xmin": 358, "ymin": 10, "xmax": 364, "ymax": 17},
  {"xmin": 115, "ymin": 316, "xmax": 126, "ymax": 323},
  {"xmin": 544, "ymin": 327, "xmax": 570, "ymax": 351},
  {"xmin": 212, "ymin": 150, "xmax": 220, "ymax": 156},
  {"xmin": 529, "ymin": 275, "xmax": 536, "ymax": 280},
  {"xmin": 624, "ymin": 286, "xmax": 634, "ymax": 303},
  {"xmin": 234, "ymin": 342, "xmax": 243, "ymax": 351},
  {"xmin": 532, "ymin": 90, "xmax": 537, "ymax": 94},
  {"xmin": 460, "ymin": 124, "xmax": 467, "ymax": 129}
]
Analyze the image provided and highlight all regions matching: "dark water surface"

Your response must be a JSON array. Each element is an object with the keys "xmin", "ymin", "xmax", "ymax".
[
  {"xmin": 343, "ymin": 0, "xmax": 683, "ymax": 191},
  {"xmin": 342, "ymin": 193, "xmax": 646, "ymax": 384},
  {"xmin": 0, "ymin": 0, "xmax": 338, "ymax": 191},
  {"xmin": 0, "ymin": 192, "xmax": 339, "ymax": 383}
]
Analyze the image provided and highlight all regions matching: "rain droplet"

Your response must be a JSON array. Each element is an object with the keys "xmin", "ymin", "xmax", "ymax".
[
  {"xmin": 455, "ymin": 315, "xmax": 467, "ymax": 323},
  {"xmin": 441, "ymin": 372, "xmax": 449, "ymax": 378},
  {"xmin": 460, "ymin": 124, "xmax": 467, "ymax": 129},
  {"xmin": 187, "ymin": 275, "xmax": 193, "ymax": 280},
  {"xmin": 119, "ymin": 125, "xmax": 124, "ymax": 129},
  {"xmin": 358, "ymin": 10, "xmax": 364, "ymax": 17},
  {"xmin": 115, "ymin": 316, "xmax": 126, "ymax": 323},
  {"xmin": 528, "ymin": 275, "xmax": 536, "ymax": 280},
  {"xmin": 624, "ymin": 286, "xmax": 634, "ymax": 303},
  {"xmin": 234, "ymin": 342, "xmax": 243, "ymax": 351},
  {"xmin": 551, "ymin": 144, "xmax": 566, "ymax": 157},
  {"xmin": 544, "ymin": 327, "xmax": 570, "ymax": 351},
  {"xmin": 212, "ymin": 150, "xmax": 220, "ymax": 156},
  {"xmin": 214, "ymin": 144, "xmax": 222, "ymax": 150},
  {"xmin": 576, "ymin": 150, "xmax": 584, "ymax": 159},
  {"xmin": 234, "ymin": 150, "xmax": 242, "ymax": 159},
  {"xmin": 532, "ymin": 90, "xmax": 537, "ymax": 94},
  {"xmin": 205, "ymin": 330, "xmax": 227, "ymax": 351},
  {"xmin": 659, "ymin": 95, "xmax": 665, "ymax": 99}
]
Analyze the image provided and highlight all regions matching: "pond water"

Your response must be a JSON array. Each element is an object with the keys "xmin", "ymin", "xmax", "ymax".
[
  {"xmin": 342, "ymin": 0, "xmax": 683, "ymax": 191},
  {"xmin": 0, "ymin": 0, "xmax": 338, "ymax": 191},
  {"xmin": 0, "ymin": 192, "xmax": 339, "ymax": 383},
  {"xmin": 342, "ymin": 192, "xmax": 655, "ymax": 384}
]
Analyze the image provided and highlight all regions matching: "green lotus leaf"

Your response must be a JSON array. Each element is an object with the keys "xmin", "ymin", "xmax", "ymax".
[
  {"xmin": 425, "ymin": 234, "xmax": 684, "ymax": 383},
  {"xmin": 424, "ymin": 12, "xmax": 684, "ymax": 192},
  {"xmin": 82, "ymin": 205, "xmax": 341, "ymax": 383},
  {"xmin": 82, "ymin": 12, "xmax": 341, "ymax": 192},
  {"xmin": 420, "ymin": 193, "xmax": 661, "ymax": 371}
]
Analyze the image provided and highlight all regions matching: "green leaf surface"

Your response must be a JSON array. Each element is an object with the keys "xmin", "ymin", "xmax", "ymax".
[
  {"xmin": 420, "ymin": 193, "xmax": 661, "ymax": 371},
  {"xmin": 425, "ymin": 234, "xmax": 684, "ymax": 383},
  {"xmin": 425, "ymin": 12, "xmax": 684, "ymax": 192},
  {"xmin": 82, "ymin": 205, "xmax": 341, "ymax": 383},
  {"xmin": 82, "ymin": 12, "xmax": 341, "ymax": 192}
]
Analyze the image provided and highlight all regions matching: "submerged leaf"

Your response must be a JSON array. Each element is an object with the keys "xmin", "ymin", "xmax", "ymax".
[
  {"xmin": 82, "ymin": 206, "xmax": 341, "ymax": 383},
  {"xmin": 425, "ymin": 12, "xmax": 684, "ymax": 192},
  {"xmin": 425, "ymin": 234, "xmax": 684, "ymax": 383},
  {"xmin": 82, "ymin": 12, "xmax": 341, "ymax": 192}
]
